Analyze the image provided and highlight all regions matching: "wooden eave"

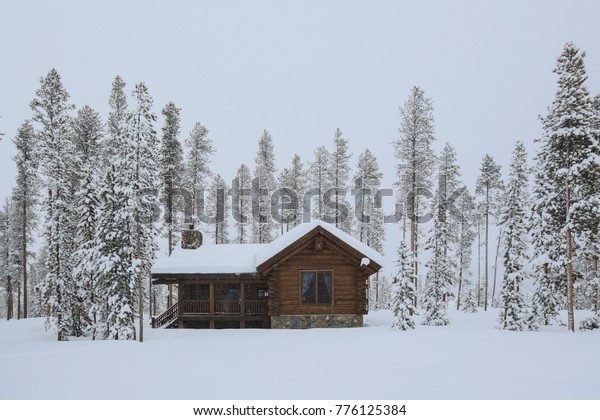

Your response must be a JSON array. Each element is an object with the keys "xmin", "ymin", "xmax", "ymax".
[{"xmin": 152, "ymin": 272, "xmax": 261, "ymax": 285}]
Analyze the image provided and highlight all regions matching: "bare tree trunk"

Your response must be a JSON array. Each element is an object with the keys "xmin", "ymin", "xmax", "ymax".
[
  {"xmin": 17, "ymin": 279, "xmax": 21, "ymax": 319},
  {"xmin": 593, "ymin": 256, "xmax": 599, "ymax": 314},
  {"xmin": 22, "ymin": 193, "xmax": 28, "ymax": 318},
  {"xmin": 484, "ymin": 189, "xmax": 489, "ymax": 311},
  {"xmin": 6, "ymin": 275, "xmax": 13, "ymax": 320},
  {"xmin": 148, "ymin": 272, "xmax": 153, "ymax": 320},
  {"xmin": 566, "ymin": 185, "xmax": 575, "ymax": 333},
  {"xmin": 491, "ymin": 228, "xmax": 503, "ymax": 306},
  {"xmin": 457, "ymin": 253, "xmax": 464, "ymax": 311},
  {"xmin": 477, "ymin": 218, "xmax": 481, "ymax": 307}
]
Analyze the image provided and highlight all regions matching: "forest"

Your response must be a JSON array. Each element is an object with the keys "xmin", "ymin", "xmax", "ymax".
[{"xmin": 0, "ymin": 41, "xmax": 598, "ymax": 341}]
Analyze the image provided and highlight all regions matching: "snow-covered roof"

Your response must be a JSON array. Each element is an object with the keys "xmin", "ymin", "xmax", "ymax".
[
  {"xmin": 255, "ymin": 220, "xmax": 384, "ymax": 267},
  {"xmin": 152, "ymin": 220, "xmax": 383, "ymax": 275},
  {"xmin": 152, "ymin": 244, "xmax": 265, "ymax": 274}
]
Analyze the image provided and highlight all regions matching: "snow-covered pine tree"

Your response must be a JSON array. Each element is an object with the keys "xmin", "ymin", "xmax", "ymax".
[
  {"xmin": 455, "ymin": 187, "xmax": 476, "ymax": 310},
  {"xmin": 30, "ymin": 69, "xmax": 77, "ymax": 340},
  {"xmin": 207, "ymin": 174, "xmax": 230, "ymax": 244},
  {"xmin": 497, "ymin": 141, "xmax": 530, "ymax": 331},
  {"xmin": 528, "ymin": 167, "xmax": 562, "ymax": 331},
  {"xmin": 70, "ymin": 105, "xmax": 104, "ymax": 335},
  {"xmin": 462, "ymin": 286, "xmax": 478, "ymax": 313},
  {"xmin": 475, "ymin": 154, "xmax": 503, "ymax": 311},
  {"xmin": 71, "ymin": 171, "xmax": 102, "ymax": 338},
  {"xmin": 160, "ymin": 102, "xmax": 185, "ymax": 255},
  {"xmin": 437, "ymin": 143, "xmax": 461, "ymax": 248},
  {"xmin": 232, "ymin": 164, "xmax": 252, "ymax": 243},
  {"xmin": 127, "ymin": 82, "xmax": 160, "ymax": 342},
  {"xmin": 354, "ymin": 149, "xmax": 385, "ymax": 254},
  {"xmin": 422, "ymin": 180, "xmax": 455, "ymax": 326},
  {"xmin": 530, "ymin": 43, "xmax": 600, "ymax": 332},
  {"xmin": 1, "ymin": 200, "xmax": 14, "ymax": 320},
  {"xmin": 95, "ymin": 162, "xmax": 138, "ymax": 340},
  {"xmin": 104, "ymin": 76, "xmax": 128, "ymax": 165},
  {"xmin": 184, "ymin": 122, "xmax": 214, "ymax": 226},
  {"xmin": 253, "ymin": 130, "xmax": 276, "ymax": 243},
  {"xmin": 330, "ymin": 128, "xmax": 352, "ymax": 232},
  {"xmin": 308, "ymin": 146, "xmax": 331, "ymax": 222},
  {"xmin": 11, "ymin": 121, "xmax": 40, "ymax": 319},
  {"xmin": 71, "ymin": 105, "xmax": 103, "ymax": 165},
  {"xmin": 277, "ymin": 168, "xmax": 292, "ymax": 235},
  {"xmin": 394, "ymin": 86, "xmax": 436, "ymax": 304},
  {"xmin": 392, "ymin": 241, "xmax": 416, "ymax": 330},
  {"xmin": 277, "ymin": 154, "xmax": 306, "ymax": 233},
  {"xmin": 288, "ymin": 154, "xmax": 306, "ymax": 229}
]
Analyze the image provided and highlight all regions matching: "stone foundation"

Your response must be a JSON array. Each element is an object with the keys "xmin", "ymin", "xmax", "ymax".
[{"xmin": 271, "ymin": 314, "xmax": 363, "ymax": 329}]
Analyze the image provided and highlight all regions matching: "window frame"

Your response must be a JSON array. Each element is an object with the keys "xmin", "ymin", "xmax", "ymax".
[{"xmin": 299, "ymin": 270, "xmax": 334, "ymax": 305}]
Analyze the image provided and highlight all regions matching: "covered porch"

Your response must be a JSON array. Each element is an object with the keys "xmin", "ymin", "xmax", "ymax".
[{"xmin": 152, "ymin": 273, "xmax": 270, "ymax": 329}]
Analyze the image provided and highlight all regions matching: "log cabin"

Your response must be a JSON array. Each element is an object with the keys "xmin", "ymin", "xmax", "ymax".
[{"xmin": 151, "ymin": 221, "xmax": 382, "ymax": 329}]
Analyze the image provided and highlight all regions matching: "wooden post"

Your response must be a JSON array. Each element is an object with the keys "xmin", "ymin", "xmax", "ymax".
[
  {"xmin": 209, "ymin": 282, "xmax": 215, "ymax": 329},
  {"xmin": 178, "ymin": 283, "xmax": 184, "ymax": 329},
  {"xmin": 240, "ymin": 282, "xmax": 246, "ymax": 329}
]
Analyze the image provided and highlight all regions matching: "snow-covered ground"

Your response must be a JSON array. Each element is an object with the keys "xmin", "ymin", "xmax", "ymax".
[{"xmin": 0, "ymin": 308, "xmax": 598, "ymax": 400}]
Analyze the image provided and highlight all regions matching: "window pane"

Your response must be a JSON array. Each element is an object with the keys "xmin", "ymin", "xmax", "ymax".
[
  {"xmin": 301, "ymin": 272, "xmax": 316, "ymax": 304},
  {"xmin": 317, "ymin": 272, "xmax": 332, "ymax": 304}
]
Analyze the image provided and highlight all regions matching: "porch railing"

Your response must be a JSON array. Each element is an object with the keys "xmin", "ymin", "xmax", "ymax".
[
  {"xmin": 152, "ymin": 302, "xmax": 178, "ymax": 328},
  {"xmin": 180, "ymin": 299, "xmax": 268, "ymax": 316},
  {"xmin": 183, "ymin": 300, "xmax": 210, "ymax": 314},
  {"xmin": 245, "ymin": 300, "xmax": 268, "ymax": 315}
]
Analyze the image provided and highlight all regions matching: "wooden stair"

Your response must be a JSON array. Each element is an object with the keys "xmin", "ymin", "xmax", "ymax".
[{"xmin": 152, "ymin": 302, "xmax": 178, "ymax": 328}]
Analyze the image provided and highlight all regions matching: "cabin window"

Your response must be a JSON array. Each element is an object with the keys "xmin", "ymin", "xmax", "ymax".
[{"xmin": 300, "ymin": 271, "xmax": 332, "ymax": 304}]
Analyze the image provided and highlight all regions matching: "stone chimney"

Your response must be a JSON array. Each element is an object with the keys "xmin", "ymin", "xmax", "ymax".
[{"xmin": 181, "ymin": 224, "xmax": 203, "ymax": 249}]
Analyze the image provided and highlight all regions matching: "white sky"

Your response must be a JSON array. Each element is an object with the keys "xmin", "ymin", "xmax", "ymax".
[{"xmin": 1, "ymin": 0, "xmax": 599, "ymax": 272}]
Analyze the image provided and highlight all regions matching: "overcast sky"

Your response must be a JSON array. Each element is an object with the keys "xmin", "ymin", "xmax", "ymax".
[{"xmin": 1, "ymin": 0, "xmax": 599, "ymax": 271}]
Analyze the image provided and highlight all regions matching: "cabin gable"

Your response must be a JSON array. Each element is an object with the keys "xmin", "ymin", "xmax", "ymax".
[{"xmin": 263, "ymin": 231, "xmax": 372, "ymax": 328}]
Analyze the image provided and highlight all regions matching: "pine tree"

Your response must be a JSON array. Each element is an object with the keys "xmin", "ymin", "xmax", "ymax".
[
  {"xmin": 422, "ymin": 182, "xmax": 454, "ymax": 326},
  {"xmin": 392, "ymin": 241, "xmax": 416, "ymax": 330},
  {"xmin": 30, "ymin": 68, "xmax": 76, "ymax": 340},
  {"xmin": 11, "ymin": 121, "xmax": 40, "ymax": 319},
  {"xmin": 455, "ymin": 187, "xmax": 476, "ymax": 310},
  {"xmin": 70, "ymin": 105, "xmax": 103, "ymax": 335},
  {"xmin": 253, "ymin": 130, "xmax": 276, "ymax": 243},
  {"xmin": 394, "ymin": 86, "xmax": 436, "ymax": 304},
  {"xmin": 475, "ymin": 154, "xmax": 503, "ymax": 311},
  {"xmin": 71, "ymin": 105, "xmax": 103, "ymax": 166},
  {"xmin": 1, "ymin": 200, "xmax": 15, "ymax": 320},
  {"xmin": 232, "ymin": 164, "xmax": 252, "ymax": 243},
  {"xmin": 497, "ymin": 141, "xmax": 530, "ymax": 331},
  {"xmin": 530, "ymin": 42, "xmax": 600, "ymax": 332},
  {"xmin": 160, "ymin": 102, "xmax": 184, "ymax": 255},
  {"xmin": 308, "ymin": 146, "xmax": 331, "ymax": 221},
  {"xmin": 71, "ymin": 172, "xmax": 102, "ymax": 338},
  {"xmin": 330, "ymin": 128, "xmax": 352, "ymax": 231},
  {"xmin": 95, "ymin": 163, "xmax": 138, "ymax": 340},
  {"xmin": 354, "ymin": 149, "xmax": 385, "ymax": 254},
  {"xmin": 128, "ymin": 82, "xmax": 160, "ymax": 342},
  {"xmin": 462, "ymin": 286, "xmax": 478, "ymax": 313},
  {"xmin": 277, "ymin": 168, "xmax": 293, "ymax": 235},
  {"xmin": 207, "ymin": 174, "xmax": 230, "ymax": 244},
  {"xmin": 437, "ymin": 143, "xmax": 461, "ymax": 247},
  {"xmin": 104, "ymin": 76, "xmax": 128, "ymax": 165},
  {"xmin": 277, "ymin": 154, "xmax": 306, "ymax": 233},
  {"xmin": 184, "ymin": 122, "xmax": 214, "ymax": 226}
]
